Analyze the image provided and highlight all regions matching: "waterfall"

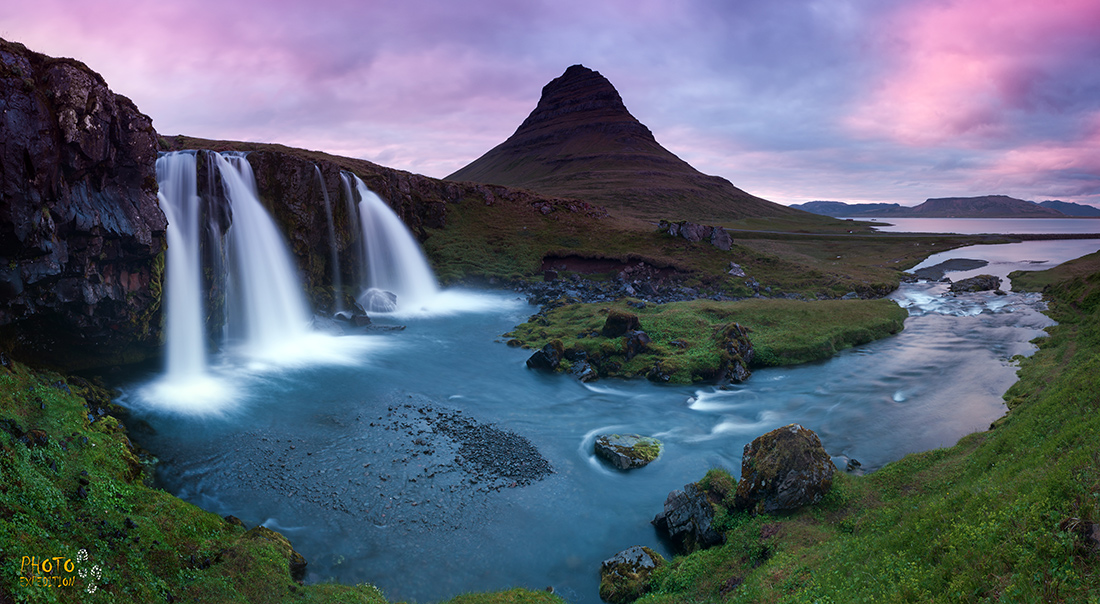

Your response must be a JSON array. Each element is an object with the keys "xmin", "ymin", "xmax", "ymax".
[
  {"xmin": 316, "ymin": 166, "xmax": 343, "ymax": 313},
  {"xmin": 216, "ymin": 153, "xmax": 312, "ymax": 355},
  {"xmin": 156, "ymin": 151, "xmax": 207, "ymax": 379},
  {"xmin": 348, "ymin": 175, "xmax": 439, "ymax": 311},
  {"xmin": 340, "ymin": 173, "xmax": 362, "ymax": 288}
]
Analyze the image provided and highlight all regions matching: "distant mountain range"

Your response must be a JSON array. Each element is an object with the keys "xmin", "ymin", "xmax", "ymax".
[
  {"xmin": 446, "ymin": 65, "xmax": 799, "ymax": 222},
  {"xmin": 791, "ymin": 195, "xmax": 1100, "ymax": 218}
]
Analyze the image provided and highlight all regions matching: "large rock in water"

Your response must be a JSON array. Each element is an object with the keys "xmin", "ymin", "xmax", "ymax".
[
  {"xmin": 652, "ymin": 482, "xmax": 724, "ymax": 553},
  {"xmin": 0, "ymin": 38, "xmax": 167, "ymax": 369},
  {"xmin": 734, "ymin": 424, "xmax": 835, "ymax": 514},
  {"xmin": 594, "ymin": 433, "xmax": 662, "ymax": 470},
  {"xmin": 599, "ymin": 546, "xmax": 665, "ymax": 604},
  {"xmin": 949, "ymin": 274, "xmax": 1003, "ymax": 293}
]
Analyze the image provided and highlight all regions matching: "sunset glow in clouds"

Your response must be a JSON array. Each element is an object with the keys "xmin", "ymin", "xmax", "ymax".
[{"xmin": 4, "ymin": 0, "xmax": 1099, "ymax": 206}]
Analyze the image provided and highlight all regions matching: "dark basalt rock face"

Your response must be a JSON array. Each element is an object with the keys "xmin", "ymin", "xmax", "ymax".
[
  {"xmin": 447, "ymin": 64, "xmax": 799, "ymax": 222},
  {"xmin": 652, "ymin": 482, "xmax": 724, "ymax": 553},
  {"xmin": 0, "ymin": 38, "xmax": 167, "ymax": 369},
  {"xmin": 734, "ymin": 424, "xmax": 835, "ymax": 514}
]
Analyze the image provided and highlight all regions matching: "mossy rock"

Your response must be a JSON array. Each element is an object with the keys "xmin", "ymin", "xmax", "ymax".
[
  {"xmin": 599, "ymin": 545, "xmax": 666, "ymax": 603},
  {"xmin": 734, "ymin": 423, "xmax": 835, "ymax": 514},
  {"xmin": 601, "ymin": 309, "xmax": 640, "ymax": 338},
  {"xmin": 594, "ymin": 434, "xmax": 662, "ymax": 470}
]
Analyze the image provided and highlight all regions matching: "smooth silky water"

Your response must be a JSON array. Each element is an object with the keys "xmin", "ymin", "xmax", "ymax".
[{"xmin": 116, "ymin": 224, "xmax": 1100, "ymax": 601}]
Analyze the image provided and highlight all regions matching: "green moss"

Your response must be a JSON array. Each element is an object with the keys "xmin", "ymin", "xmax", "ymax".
[{"xmin": 506, "ymin": 297, "xmax": 907, "ymax": 383}]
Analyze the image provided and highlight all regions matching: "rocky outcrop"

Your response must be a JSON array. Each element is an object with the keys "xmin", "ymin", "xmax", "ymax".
[
  {"xmin": 734, "ymin": 424, "xmax": 835, "ymax": 514},
  {"xmin": 652, "ymin": 482, "xmax": 724, "ymax": 553},
  {"xmin": 949, "ymin": 274, "xmax": 1003, "ymax": 293},
  {"xmin": 0, "ymin": 38, "xmax": 167, "ymax": 369},
  {"xmin": 594, "ymin": 434, "xmax": 662, "ymax": 470},
  {"xmin": 599, "ymin": 546, "xmax": 665, "ymax": 603},
  {"xmin": 658, "ymin": 220, "xmax": 734, "ymax": 251},
  {"xmin": 716, "ymin": 322, "xmax": 754, "ymax": 383}
]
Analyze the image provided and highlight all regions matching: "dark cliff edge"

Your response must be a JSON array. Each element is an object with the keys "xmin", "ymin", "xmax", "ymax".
[{"xmin": 0, "ymin": 38, "xmax": 167, "ymax": 370}]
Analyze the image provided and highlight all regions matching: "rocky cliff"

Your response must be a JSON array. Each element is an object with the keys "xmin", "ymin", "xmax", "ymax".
[
  {"xmin": 447, "ymin": 65, "xmax": 799, "ymax": 223},
  {"xmin": 0, "ymin": 38, "xmax": 167, "ymax": 369}
]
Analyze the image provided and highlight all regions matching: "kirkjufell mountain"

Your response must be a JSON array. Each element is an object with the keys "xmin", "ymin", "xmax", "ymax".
[{"xmin": 446, "ymin": 65, "xmax": 799, "ymax": 222}]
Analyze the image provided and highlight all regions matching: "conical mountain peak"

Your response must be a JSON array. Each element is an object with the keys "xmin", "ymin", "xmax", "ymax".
[{"xmin": 447, "ymin": 66, "xmax": 796, "ymax": 222}]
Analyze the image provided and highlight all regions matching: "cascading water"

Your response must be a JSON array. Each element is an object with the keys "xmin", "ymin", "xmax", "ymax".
[
  {"xmin": 339, "ymin": 173, "xmax": 362, "ymax": 289},
  {"xmin": 156, "ymin": 151, "xmax": 206, "ymax": 379},
  {"xmin": 316, "ymin": 166, "xmax": 343, "ymax": 313},
  {"xmin": 216, "ymin": 153, "xmax": 312, "ymax": 356},
  {"xmin": 348, "ymin": 175, "xmax": 439, "ymax": 311}
]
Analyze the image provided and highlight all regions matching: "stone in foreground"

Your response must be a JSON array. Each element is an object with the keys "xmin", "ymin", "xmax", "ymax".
[
  {"xmin": 652, "ymin": 482, "xmax": 724, "ymax": 553},
  {"xmin": 594, "ymin": 434, "xmax": 662, "ymax": 470},
  {"xmin": 734, "ymin": 423, "xmax": 835, "ymax": 514},
  {"xmin": 599, "ymin": 545, "xmax": 665, "ymax": 603}
]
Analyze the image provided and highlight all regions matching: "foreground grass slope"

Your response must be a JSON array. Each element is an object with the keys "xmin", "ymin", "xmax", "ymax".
[{"xmin": 638, "ymin": 255, "xmax": 1100, "ymax": 603}]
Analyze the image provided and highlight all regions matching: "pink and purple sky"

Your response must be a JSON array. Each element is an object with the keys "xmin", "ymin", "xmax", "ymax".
[{"xmin": 4, "ymin": 0, "xmax": 1099, "ymax": 207}]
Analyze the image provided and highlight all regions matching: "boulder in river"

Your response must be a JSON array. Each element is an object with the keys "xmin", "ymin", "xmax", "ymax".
[
  {"xmin": 526, "ymin": 340, "xmax": 564, "ymax": 371},
  {"xmin": 734, "ymin": 424, "xmax": 835, "ymax": 514},
  {"xmin": 652, "ymin": 482, "xmax": 724, "ymax": 553},
  {"xmin": 599, "ymin": 545, "xmax": 665, "ymax": 603},
  {"xmin": 594, "ymin": 434, "xmax": 662, "ymax": 470},
  {"xmin": 949, "ymin": 274, "xmax": 1003, "ymax": 293}
]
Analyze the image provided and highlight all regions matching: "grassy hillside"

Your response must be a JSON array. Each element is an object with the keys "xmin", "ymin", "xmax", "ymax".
[{"xmin": 635, "ymin": 253, "xmax": 1100, "ymax": 602}]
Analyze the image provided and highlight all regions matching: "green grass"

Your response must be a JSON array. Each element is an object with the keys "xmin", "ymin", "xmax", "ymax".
[
  {"xmin": 506, "ymin": 297, "xmax": 907, "ymax": 383},
  {"xmin": 633, "ymin": 256, "xmax": 1100, "ymax": 603}
]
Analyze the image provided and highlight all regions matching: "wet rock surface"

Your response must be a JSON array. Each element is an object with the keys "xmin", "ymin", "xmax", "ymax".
[
  {"xmin": 652, "ymin": 482, "xmax": 723, "ymax": 553},
  {"xmin": 594, "ymin": 434, "xmax": 662, "ymax": 470}
]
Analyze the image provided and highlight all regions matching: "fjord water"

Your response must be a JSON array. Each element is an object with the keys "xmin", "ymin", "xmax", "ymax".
[
  {"xmin": 862, "ymin": 216, "xmax": 1100, "ymax": 235},
  {"xmin": 119, "ymin": 235, "xmax": 1100, "ymax": 602}
]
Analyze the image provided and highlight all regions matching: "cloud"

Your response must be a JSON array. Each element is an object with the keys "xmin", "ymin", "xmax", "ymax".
[{"xmin": 847, "ymin": 0, "xmax": 1100, "ymax": 148}]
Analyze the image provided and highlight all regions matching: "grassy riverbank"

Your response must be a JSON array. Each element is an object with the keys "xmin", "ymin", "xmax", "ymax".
[
  {"xmin": 636, "ymin": 255, "xmax": 1100, "ymax": 602},
  {"xmin": 505, "ymin": 297, "xmax": 908, "ymax": 383}
]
